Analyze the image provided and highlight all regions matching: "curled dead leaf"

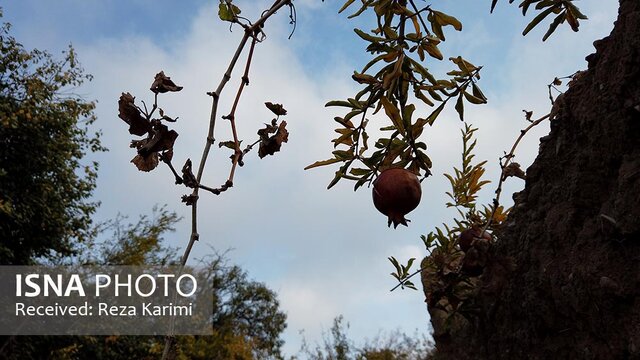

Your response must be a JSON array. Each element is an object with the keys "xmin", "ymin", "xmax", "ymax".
[
  {"xmin": 258, "ymin": 120, "xmax": 289, "ymax": 158},
  {"xmin": 150, "ymin": 71, "xmax": 183, "ymax": 94},
  {"xmin": 118, "ymin": 92, "xmax": 151, "ymax": 136},
  {"xmin": 181, "ymin": 159, "xmax": 198, "ymax": 188},
  {"xmin": 265, "ymin": 102, "xmax": 287, "ymax": 116},
  {"xmin": 503, "ymin": 162, "xmax": 526, "ymax": 180},
  {"xmin": 131, "ymin": 153, "xmax": 159, "ymax": 172},
  {"xmin": 138, "ymin": 123, "xmax": 179, "ymax": 156}
]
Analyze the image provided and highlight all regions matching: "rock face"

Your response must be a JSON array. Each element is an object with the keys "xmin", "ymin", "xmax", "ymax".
[{"xmin": 424, "ymin": 0, "xmax": 640, "ymax": 358}]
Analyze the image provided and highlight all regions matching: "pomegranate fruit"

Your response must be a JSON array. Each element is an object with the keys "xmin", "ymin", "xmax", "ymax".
[
  {"xmin": 372, "ymin": 168, "xmax": 422, "ymax": 228},
  {"xmin": 458, "ymin": 226, "xmax": 492, "ymax": 252}
]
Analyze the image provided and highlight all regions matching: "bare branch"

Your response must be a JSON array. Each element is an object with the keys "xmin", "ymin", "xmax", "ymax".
[{"xmin": 481, "ymin": 112, "xmax": 550, "ymax": 237}]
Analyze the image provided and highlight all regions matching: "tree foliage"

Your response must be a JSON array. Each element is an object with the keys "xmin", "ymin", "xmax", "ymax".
[
  {"xmin": 295, "ymin": 315, "xmax": 434, "ymax": 360},
  {"xmin": 75, "ymin": 205, "xmax": 180, "ymax": 266},
  {"xmin": 308, "ymin": 0, "xmax": 587, "ymax": 192},
  {"xmin": 0, "ymin": 11, "xmax": 105, "ymax": 265},
  {"xmin": 1, "ymin": 209, "xmax": 287, "ymax": 359},
  {"xmin": 306, "ymin": 0, "xmax": 485, "ymax": 190}
]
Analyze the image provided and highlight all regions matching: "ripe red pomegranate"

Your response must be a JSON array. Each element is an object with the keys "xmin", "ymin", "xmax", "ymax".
[
  {"xmin": 458, "ymin": 226, "xmax": 492, "ymax": 252},
  {"xmin": 372, "ymin": 168, "xmax": 422, "ymax": 228}
]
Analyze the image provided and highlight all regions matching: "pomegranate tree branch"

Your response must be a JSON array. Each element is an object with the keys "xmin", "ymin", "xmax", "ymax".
[
  {"xmin": 481, "ymin": 112, "xmax": 550, "ymax": 236},
  {"xmin": 183, "ymin": 0, "xmax": 292, "ymax": 266},
  {"xmin": 390, "ymin": 267, "xmax": 423, "ymax": 292},
  {"xmin": 162, "ymin": 1, "xmax": 292, "ymax": 359},
  {"xmin": 225, "ymin": 35, "xmax": 258, "ymax": 187}
]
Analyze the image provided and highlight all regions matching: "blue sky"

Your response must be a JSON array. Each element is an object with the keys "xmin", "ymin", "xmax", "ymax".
[{"xmin": 3, "ymin": 0, "xmax": 619, "ymax": 356}]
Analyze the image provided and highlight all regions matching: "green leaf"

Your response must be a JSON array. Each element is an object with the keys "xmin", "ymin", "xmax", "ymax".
[
  {"xmin": 343, "ymin": 109, "xmax": 362, "ymax": 123},
  {"xmin": 402, "ymin": 104, "xmax": 416, "ymax": 129},
  {"xmin": 354, "ymin": 175, "xmax": 371, "ymax": 191},
  {"xmin": 521, "ymin": 0, "xmax": 541, "ymax": 16},
  {"xmin": 463, "ymin": 90, "xmax": 487, "ymax": 104},
  {"xmin": 430, "ymin": 19, "xmax": 445, "ymax": 40},
  {"xmin": 389, "ymin": 257, "xmax": 402, "ymax": 275},
  {"xmin": 334, "ymin": 116, "xmax": 356, "ymax": 129},
  {"xmin": 406, "ymin": 257, "xmax": 416, "ymax": 270},
  {"xmin": 361, "ymin": 53, "xmax": 388, "ymax": 74},
  {"xmin": 403, "ymin": 281, "xmax": 417, "ymax": 290},
  {"xmin": 408, "ymin": 58, "xmax": 430, "ymax": 80},
  {"xmin": 380, "ymin": 97, "xmax": 405, "ymax": 134},
  {"xmin": 382, "ymin": 25, "xmax": 399, "ymax": 39},
  {"xmin": 304, "ymin": 158, "xmax": 342, "ymax": 170},
  {"xmin": 432, "ymin": 10, "xmax": 462, "ymax": 31},
  {"xmin": 218, "ymin": 2, "xmax": 241, "ymax": 22},
  {"xmin": 535, "ymin": 1, "xmax": 555, "ymax": 10},
  {"xmin": 347, "ymin": 97, "xmax": 364, "ymax": 109},
  {"xmin": 218, "ymin": 3, "xmax": 233, "ymax": 21},
  {"xmin": 354, "ymin": 28, "xmax": 385, "ymax": 42},
  {"xmin": 566, "ymin": 2, "xmax": 588, "ymax": 20},
  {"xmin": 542, "ymin": 12, "xmax": 565, "ymax": 42},
  {"xmin": 218, "ymin": 140, "xmax": 236, "ymax": 149},
  {"xmin": 347, "ymin": 0, "xmax": 373, "ymax": 19},
  {"xmin": 349, "ymin": 168, "xmax": 371, "ymax": 176},
  {"xmin": 490, "ymin": 0, "xmax": 499, "ymax": 13},
  {"xmin": 522, "ymin": 5, "xmax": 559, "ymax": 36},
  {"xmin": 422, "ymin": 40, "xmax": 444, "ymax": 60},
  {"xmin": 326, "ymin": 100, "xmax": 356, "ymax": 108},
  {"xmin": 415, "ymin": 89, "xmax": 434, "ymax": 107},
  {"xmin": 428, "ymin": 89, "xmax": 443, "ymax": 102},
  {"xmin": 471, "ymin": 83, "xmax": 487, "ymax": 102},
  {"xmin": 425, "ymin": 102, "xmax": 445, "ymax": 125},
  {"xmin": 417, "ymin": 150, "xmax": 432, "ymax": 169},
  {"xmin": 455, "ymin": 93, "xmax": 464, "ymax": 121},
  {"xmin": 327, "ymin": 171, "xmax": 343, "ymax": 189},
  {"xmin": 332, "ymin": 149, "xmax": 354, "ymax": 160},
  {"xmin": 411, "ymin": 118, "xmax": 429, "ymax": 138},
  {"xmin": 338, "ymin": 0, "xmax": 355, "ymax": 13},
  {"xmin": 332, "ymin": 130, "xmax": 354, "ymax": 148}
]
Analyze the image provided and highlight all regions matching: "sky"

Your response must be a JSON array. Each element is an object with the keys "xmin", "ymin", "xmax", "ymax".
[{"xmin": 2, "ymin": 0, "xmax": 619, "ymax": 356}]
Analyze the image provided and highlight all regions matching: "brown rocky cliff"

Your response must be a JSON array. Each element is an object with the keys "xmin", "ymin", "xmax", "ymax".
[{"xmin": 425, "ymin": 0, "xmax": 640, "ymax": 358}]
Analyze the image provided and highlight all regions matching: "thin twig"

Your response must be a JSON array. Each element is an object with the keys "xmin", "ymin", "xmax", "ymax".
[
  {"xmin": 390, "ymin": 267, "xmax": 423, "ymax": 292},
  {"xmin": 181, "ymin": 0, "xmax": 291, "ymax": 270},
  {"xmin": 480, "ymin": 112, "xmax": 550, "ymax": 237},
  {"xmin": 408, "ymin": 0, "xmax": 431, "ymax": 37},
  {"xmin": 225, "ymin": 35, "xmax": 259, "ymax": 186},
  {"xmin": 162, "ymin": 156, "xmax": 183, "ymax": 185}
]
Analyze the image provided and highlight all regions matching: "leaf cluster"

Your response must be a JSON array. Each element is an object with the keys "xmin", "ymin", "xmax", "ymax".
[
  {"xmin": 307, "ymin": 0, "xmax": 488, "ymax": 191},
  {"xmin": 118, "ymin": 71, "xmax": 289, "ymax": 200},
  {"xmin": 424, "ymin": 123, "xmax": 509, "ymax": 252},
  {"xmin": 117, "ymin": 71, "xmax": 182, "ymax": 173},
  {"xmin": 188, "ymin": 255, "xmax": 287, "ymax": 359},
  {"xmin": 295, "ymin": 315, "xmax": 435, "ymax": 360},
  {"xmin": 491, "ymin": 0, "xmax": 588, "ymax": 41},
  {"xmin": 2, "ymin": 210, "xmax": 288, "ymax": 360},
  {"xmin": 389, "ymin": 124, "xmax": 507, "ymax": 299}
]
